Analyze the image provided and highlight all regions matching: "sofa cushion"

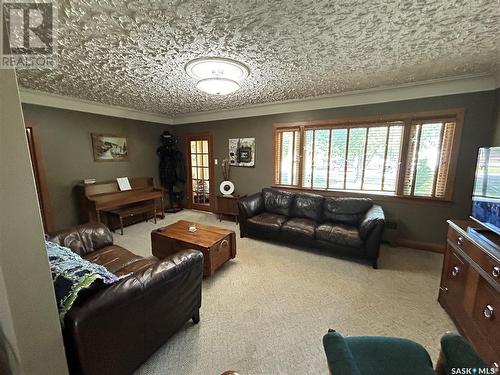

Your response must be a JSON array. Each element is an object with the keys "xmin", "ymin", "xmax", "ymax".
[
  {"xmin": 316, "ymin": 222, "xmax": 364, "ymax": 248},
  {"xmin": 323, "ymin": 197, "xmax": 373, "ymax": 226},
  {"xmin": 291, "ymin": 192, "xmax": 324, "ymax": 222},
  {"xmin": 118, "ymin": 258, "xmax": 157, "ymax": 276},
  {"xmin": 84, "ymin": 245, "xmax": 154, "ymax": 277},
  {"xmin": 247, "ymin": 212, "xmax": 288, "ymax": 232},
  {"xmin": 50, "ymin": 222, "xmax": 114, "ymax": 257},
  {"xmin": 262, "ymin": 188, "xmax": 294, "ymax": 217},
  {"xmin": 281, "ymin": 218, "xmax": 317, "ymax": 238}
]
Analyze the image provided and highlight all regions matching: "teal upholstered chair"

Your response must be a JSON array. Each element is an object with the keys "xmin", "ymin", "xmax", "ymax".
[{"xmin": 322, "ymin": 330, "xmax": 487, "ymax": 375}]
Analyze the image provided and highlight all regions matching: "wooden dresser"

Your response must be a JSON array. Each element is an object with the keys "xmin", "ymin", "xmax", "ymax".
[{"xmin": 439, "ymin": 220, "xmax": 499, "ymax": 369}]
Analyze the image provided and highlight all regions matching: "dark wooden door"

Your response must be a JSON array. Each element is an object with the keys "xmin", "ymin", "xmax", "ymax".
[
  {"xmin": 185, "ymin": 133, "xmax": 215, "ymax": 212},
  {"xmin": 25, "ymin": 126, "xmax": 53, "ymax": 233}
]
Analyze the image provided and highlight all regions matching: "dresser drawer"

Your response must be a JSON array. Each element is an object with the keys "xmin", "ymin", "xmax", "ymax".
[
  {"xmin": 472, "ymin": 278, "xmax": 500, "ymax": 351},
  {"xmin": 476, "ymin": 252, "xmax": 500, "ymax": 287},
  {"xmin": 441, "ymin": 246, "xmax": 469, "ymax": 300},
  {"xmin": 448, "ymin": 227, "xmax": 500, "ymax": 286},
  {"xmin": 448, "ymin": 227, "xmax": 474, "ymax": 255}
]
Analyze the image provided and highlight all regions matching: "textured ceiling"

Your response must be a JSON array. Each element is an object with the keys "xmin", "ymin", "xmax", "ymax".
[{"xmin": 16, "ymin": 0, "xmax": 500, "ymax": 116}]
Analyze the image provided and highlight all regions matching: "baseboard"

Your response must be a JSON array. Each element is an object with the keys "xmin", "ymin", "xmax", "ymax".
[{"xmin": 396, "ymin": 239, "xmax": 445, "ymax": 253}]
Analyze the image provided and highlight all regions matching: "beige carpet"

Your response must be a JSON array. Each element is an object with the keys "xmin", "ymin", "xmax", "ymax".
[{"xmin": 113, "ymin": 209, "xmax": 455, "ymax": 375}]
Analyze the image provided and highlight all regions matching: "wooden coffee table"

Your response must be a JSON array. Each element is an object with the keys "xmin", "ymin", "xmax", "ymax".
[{"xmin": 151, "ymin": 220, "xmax": 236, "ymax": 277}]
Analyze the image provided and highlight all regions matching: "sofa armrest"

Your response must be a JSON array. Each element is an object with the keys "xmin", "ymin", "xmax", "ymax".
[
  {"xmin": 50, "ymin": 222, "xmax": 114, "ymax": 257},
  {"xmin": 65, "ymin": 249, "xmax": 203, "ymax": 320},
  {"xmin": 63, "ymin": 249, "xmax": 203, "ymax": 375},
  {"xmin": 359, "ymin": 205, "xmax": 385, "ymax": 267},
  {"xmin": 359, "ymin": 205, "xmax": 385, "ymax": 240},
  {"xmin": 238, "ymin": 192, "xmax": 264, "ymax": 222},
  {"xmin": 322, "ymin": 330, "xmax": 361, "ymax": 375},
  {"xmin": 436, "ymin": 332, "xmax": 486, "ymax": 375}
]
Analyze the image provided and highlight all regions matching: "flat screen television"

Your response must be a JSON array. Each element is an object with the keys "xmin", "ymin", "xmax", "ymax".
[{"xmin": 471, "ymin": 146, "xmax": 500, "ymax": 235}]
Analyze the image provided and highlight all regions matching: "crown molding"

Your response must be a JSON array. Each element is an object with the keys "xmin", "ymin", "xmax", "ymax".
[
  {"xmin": 19, "ymin": 88, "xmax": 173, "ymax": 125},
  {"xmin": 171, "ymin": 73, "xmax": 498, "ymax": 124},
  {"xmin": 19, "ymin": 73, "xmax": 499, "ymax": 126}
]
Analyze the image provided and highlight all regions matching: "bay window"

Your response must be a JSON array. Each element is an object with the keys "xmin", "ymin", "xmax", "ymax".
[{"xmin": 273, "ymin": 110, "xmax": 463, "ymax": 201}]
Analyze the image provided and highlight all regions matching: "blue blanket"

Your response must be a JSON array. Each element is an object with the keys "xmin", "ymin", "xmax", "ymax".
[{"xmin": 46, "ymin": 240, "xmax": 121, "ymax": 320}]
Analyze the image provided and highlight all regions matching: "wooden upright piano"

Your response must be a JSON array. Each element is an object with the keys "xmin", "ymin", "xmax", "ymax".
[{"xmin": 77, "ymin": 177, "xmax": 164, "ymax": 225}]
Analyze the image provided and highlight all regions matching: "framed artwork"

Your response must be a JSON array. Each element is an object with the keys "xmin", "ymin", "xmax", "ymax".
[
  {"xmin": 91, "ymin": 134, "xmax": 129, "ymax": 162},
  {"xmin": 228, "ymin": 138, "xmax": 255, "ymax": 167}
]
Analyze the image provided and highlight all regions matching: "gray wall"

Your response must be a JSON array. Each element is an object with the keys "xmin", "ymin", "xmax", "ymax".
[
  {"xmin": 493, "ymin": 89, "xmax": 500, "ymax": 146},
  {"xmin": 1, "ymin": 55, "xmax": 68, "ymax": 374},
  {"xmin": 173, "ymin": 90, "xmax": 497, "ymax": 245},
  {"xmin": 22, "ymin": 104, "xmax": 171, "ymax": 230}
]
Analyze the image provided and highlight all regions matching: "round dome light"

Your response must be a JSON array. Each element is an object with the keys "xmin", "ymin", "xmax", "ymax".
[
  {"xmin": 185, "ymin": 57, "xmax": 249, "ymax": 82},
  {"xmin": 185, "ymin": 57, "xmax": 249, "ymax": 95},
  {"xmin": 196, "ymin": 78, "xmax": 240, "ymax": 95}
]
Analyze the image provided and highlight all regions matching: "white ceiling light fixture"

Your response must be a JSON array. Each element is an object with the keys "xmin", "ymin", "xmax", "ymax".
[{"xmin": 185, "ymin": 57, "xmax": 249, "ymax": 95}]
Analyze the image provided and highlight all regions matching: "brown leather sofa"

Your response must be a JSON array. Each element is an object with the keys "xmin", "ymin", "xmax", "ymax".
[
  {"xmin": 49, "ymin": 222, "xmax": 203, "ymax": 375},
  {"xmin": 238, "ymin": 188, "xmax": 385, "ymax": 268}
]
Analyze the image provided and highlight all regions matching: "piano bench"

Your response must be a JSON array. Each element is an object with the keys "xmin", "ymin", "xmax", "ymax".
[{"xmin": 103, "ymin": 203, "xmax": 157, "ymax": 235}]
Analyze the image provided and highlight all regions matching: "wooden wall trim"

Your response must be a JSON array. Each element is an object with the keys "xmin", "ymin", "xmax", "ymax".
[
  {"xmin": 20, "ymin": 88, "xmax": 172, "ymax": 125},
  {"xmin": 396, "ymin": 239, "xmax": 445, "ymax": 253},
  {"xmin": 24, "ymin": 122, "xmax": 54, "ymax": 234},
  {"xmin": 273, "ymin": 108, "xmax": 465, "ymax": 129}
]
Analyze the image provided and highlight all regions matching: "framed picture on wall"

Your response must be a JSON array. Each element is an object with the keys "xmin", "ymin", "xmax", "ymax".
[
  {"xmin": 91, "ymin": 134, "xmax": 129, "ymax": 162},
  {"xmin": 228, "ymin": 138, "xmax": 255, "ymax": 167}
]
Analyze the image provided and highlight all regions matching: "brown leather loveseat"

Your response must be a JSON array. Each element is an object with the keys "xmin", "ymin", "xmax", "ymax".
[
  {"xmin": 238, "ymin": 188, "xmax": 385, "ymax": 268},
  {"xmin": 49, "ymin": 222, "xmax": 203, "ymax": 375}
]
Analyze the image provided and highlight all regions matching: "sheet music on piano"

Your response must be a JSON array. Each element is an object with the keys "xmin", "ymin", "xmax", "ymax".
[{"xmin": 116, "ymin": 177, "xmax": 132, "ymax": 191}]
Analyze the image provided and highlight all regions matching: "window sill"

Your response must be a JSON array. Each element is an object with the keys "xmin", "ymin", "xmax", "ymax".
[{"xmin": 271, "ymin": 185, "xmax": 454, "ymax": 204}]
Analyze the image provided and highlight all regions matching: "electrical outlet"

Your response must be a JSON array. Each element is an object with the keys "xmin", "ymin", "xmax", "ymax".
[{"xmin": 214, "ymin": 159, "xmax": 218, "ymax": 165}]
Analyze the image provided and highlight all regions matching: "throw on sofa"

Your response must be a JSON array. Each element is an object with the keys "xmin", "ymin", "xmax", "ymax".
[
  {"xmin": 238, "ymin": 188, "xmax": 385, "ymax": 268},
  {"xmin": 49, "ymin": 223, "xmax": 203, "ymax": 375}
]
